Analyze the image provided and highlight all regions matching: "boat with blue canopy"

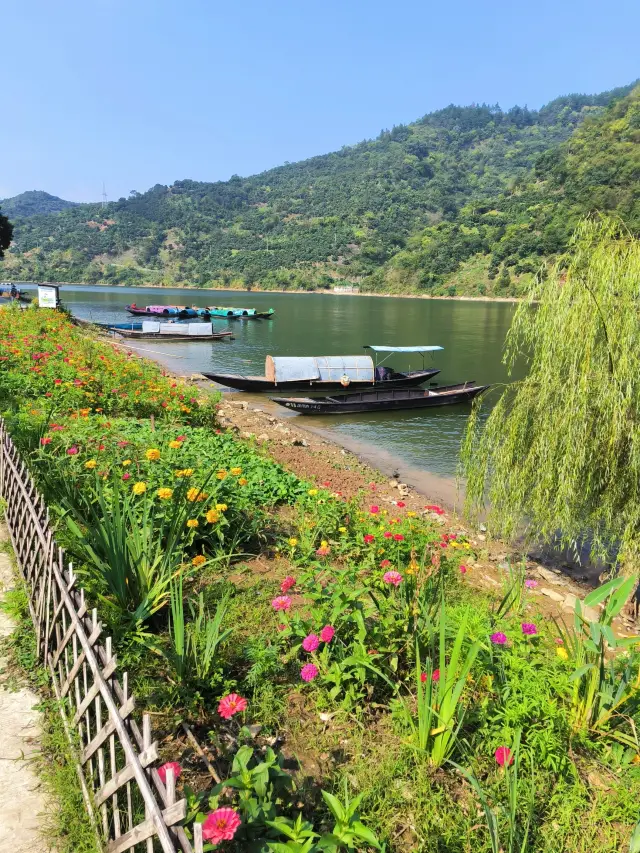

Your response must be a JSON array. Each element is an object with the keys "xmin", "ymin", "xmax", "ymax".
[{"xmin": 202, "ymin": 345, "xmax": 442, "ymax": 392}]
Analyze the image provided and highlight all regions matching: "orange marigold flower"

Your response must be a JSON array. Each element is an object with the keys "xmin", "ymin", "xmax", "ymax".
[
  {"xmin": 230, "ymin": 467, "xmax": 242, "ymax": 476},
  {"xmin": 168, "ymin": 440, "xmax": 182, "ymax": 450},
  {"xmin": 206, "ymin": 509, "xmax": 220, "ymax": 524},
  {"xmin": 145, "ymin": 448, "xmax": 161, "ymax": 461},
  {"xmin": 216, "ymin": 470, "xmax": 228, "ymax": 480},
  {"xmin": 238, "ymin": 477, "xmax": 247, "ymax": 486},
  {"xmin": 157, "ymin": 487, "xmax": 173, "ymax": 500},
  {"xmin": 132, "ymin": 482, "xmax": 147, "ymax": 495},
  {"xmin": 186, "ymin": 519, "xmax": 199, "ymax": 529},
  {"xmin": 84, "ymin": 460, "xmax": 97, "ymax": 469},
  {"xmin": 192, "ymin": 555, "xmax": 206, "ymax": 567}
]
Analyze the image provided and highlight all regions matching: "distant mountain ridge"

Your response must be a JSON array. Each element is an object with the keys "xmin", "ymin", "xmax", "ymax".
[
  {"xmin": 2, "ymin": 80, "xmax": 638, "ymax": 296},
  {"xmin": 1, "ymin": 190, "xmax": 77, "ymax": 218}
]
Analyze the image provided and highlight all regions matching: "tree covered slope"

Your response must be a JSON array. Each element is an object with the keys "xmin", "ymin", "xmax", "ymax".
[
  {"xmin": 3, "ymin": 81, "xmax": 637, "ymax": 294},
  {"xmin": 1, "ymin": 190, "xmax": 77, "ymax": 218}
]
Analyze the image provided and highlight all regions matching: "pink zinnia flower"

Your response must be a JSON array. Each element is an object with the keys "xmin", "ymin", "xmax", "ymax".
[
  {"xmin": 117, "ymin": 441, "xmax": 129, "ymax": 448},
  {"xmin": 301, "ymin": 663, "xmax": 318, "ymax": 682},
  {"xmin": 302, "ymin": 634, "xmax": 320, "ymax": 652},
  {"xmin": 490, "ymin": 632, "xmax": 507, "ymax": 645},
  {"xmin": 40, "ymin": 437, "xmax": 52, "ymax": 445},
  {"xmin": 555, "ymin": 637, "xmax": 564, "ymax": 645},
  {"xmin": 176, "ymin": 435, "xmax": 186, "ymax": 441},
  {"xmin": 459, "ymin": 564, "xmax": 467, "ymax": 574},
  {"xmin": 383, "ymin": 570, "xmax": 403, "ymax": 587},
  {"xmin": 157, "ymin": 762, "xmax": 182, "ymax": 785},
  {"xmin": 122, "ymin": 472, "xmax": 131, "ymax": 481},
  {"xmin": 393, "ymin": 534, "xmax": 404, "ymax": 541},
  {"xmin": 396, "ymin": 501, "xmax": 406, "ymax": 508},
  {"xmin": 364, "ymin": 534, "xmax": 375, "ymax": 544},
  {"xmin": 315, "ymin": 546, "xmax": 330, "ymax": 557},
  {"xmin": 217, "ymin": 693, "xmax": 247, "ymax": 720},
  {"xmin": 521, "ymin": 622, "xmax": 538, "ymax": 636},
  {"xmin": 272, "ymin": 596, "xmax": 292, "ymax": 612},
  {"xmin": 54, "ymin": 378, "xmax": 62, "ymax": 385},
  {"xmin": 495, "ymin": 746, "xmax": 514, "ymax": 767},
  {"xmin": 319, "ymin": 625, "xmax": 335, "ymax": 643},
  {"xmin": 524, "ymin": 579, "xmax": 538, "ymax": 589},
  {"xmin": 202, "ymin": 808, "xmax": 241, "ymax": 844},
  {"xmin": 420, "ymin": 672, "xmax": 427, "ymax": 683},
  {"xmin": 383, "ymin": 531, "xmax": 393, "ymax": 539},
  {"xmin": 67, "ymin": 446, "xmax": 79, "ymax": 456},
  {"xmin": 276, "ymin": 623, "xmax": 287, "ymax": 632},
  {"xmin": 380, "ymin": 559, "xmax": 392, "ymax": 568},
  {"xmin": 432, "ymin": 669, "xmax": 440, "ymax": 682},
  {"xmin": 370, "ymin": 505, "xmax": 380, "ymax": 514},
  {"xmin": 280, "ymin": 576, "xmax": 296, "ymax": 593}
]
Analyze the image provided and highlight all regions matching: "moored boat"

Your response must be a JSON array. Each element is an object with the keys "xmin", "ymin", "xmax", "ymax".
[
  {"xmin": 271, "ymin": 382, "xmax": 489, "ymax": 414},
  {"xmin": 110, "ymin": 321, "xmax": 233, "ymax": 341},
  {"xmin": 204, "ymin": 306, "xmax": 275, "ymax": 319},
  {"xmin": 203, "ymin": 346, "xmax": 442, "ymax": 392},
  {"xmin": 0, "ymin": 287, "xmax": 31, "ymax": 303},
  {"xmin": 126, "ymin": 304, "xmax": 197, "ymax": 318}
]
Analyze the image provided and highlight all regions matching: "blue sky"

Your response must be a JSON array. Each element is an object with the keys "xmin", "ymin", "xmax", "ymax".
[{"xmin": 2, "ymin": 0, "xmax": 638, "ymax": 202}]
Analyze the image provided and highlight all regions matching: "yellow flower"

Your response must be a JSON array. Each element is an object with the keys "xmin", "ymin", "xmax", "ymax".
[
  {"xmin": 186, "ymin": 519, "xmax": 199, "ymax": 529},
  {"xmin": 145, "ymin": 448, "xmax": 161, "ymax": 461},
  {"xmin": 187, "ymin": 487, "xmax": 209, "ymax": 502},
  {"xmin": 407, "ymin": 511, "xmax": 416, "ymax": 518},
  {"xmin": 320, "ymin": 540, "xmax": 328, "ymax": 549},
  {"xmin": 180, "ymin": 405, "xmax": 191, "ymax": 413},
  {"xmin": 192, "ymin": 555, "xmax": 206, "ymax": 567},
  {"xmin": 122, "ymin": 459, "xmax": 132, "ymax": 466},
  {"xmin": 132, "ymin": 482, "xmax": 147, "ymax": 495},
  {"xmin": 238, "ymin": 477, "xmax": 247, "ymax": 486},
  {"xmin": 230, "ymin": 467, "xmax": 242, "ymax": 476},
  {"xmin": 406, "ymin": 560, "xmax": 419, "ymax": 576},
  {"xmin": 216, "ymin": 470, "xmax": 228, "ymax": 480},
  {"xmin": 168, "ymin": 440, "xmax": 182, "ymax": 450},
  {"xmin": 308, "ymin": 489, "xmax": 318, "ymax": 496},
  {"xmin": 84, "ymin": 460, "xmax": 97, "ymax": 469},
  {"xmin": 556, "ymin": 646, "xmax": 569, "ymax": 661},
  {"xmin": 175, "ymin": 468, "xmax": 194, "ymax": 478},
  {"xmin": 288, "ymin": 537, "xmax": 298, "ymax": 547},
  {"xmin": 157, "ymin": 488, "xmax": 173, "ymax": 500},
  {"xmin": 338, "ymin": 527, "xmax": 347, "ymax": 534},
  {"xmin": 215, "ymin": 503, "xmax": 228, "ymax": 512},
  {"xmin": 206, "ymin": 509, "xmax": 219, "ymax": 524}
]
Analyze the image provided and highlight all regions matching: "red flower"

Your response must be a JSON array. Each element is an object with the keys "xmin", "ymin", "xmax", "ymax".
[
  {"xmin": 67, "ymin": 446, "xmax": 79, "ymax": 456},
  {"xmin": 157, "ymin": 762, "xmax": 182, "ymax": 785},
  {"xmin": 218, "ymin": 693, "xmax": 248, "ymax": 720},
  {"xmin": 383, "ymin": 531, "xmax": 393, "ymax": 539},
  {"xmin": 380, "ymin": 559, "xmax": 392, "ymax": 568},
  {"xmin": 364, "ymin": 534, "xmax": 375, "ymax": 544},
  {"xmin": 40, "ymin": 437, "xmax": 52, "ymax": 446},
  {"xmin": 54, "ymin": 379, "xmax": 62, "ymax": 385},
  {"xmin": 396, "ymin": 501, "xmax": 406, "ymax": 508},
  {"xmin": 393, "ymin": 534, "xmax": 404, "ymax": 541},
  {"xmin": 459, "ymin": 564, "xmax": 467, "ymax": 574},
  {"xmin": 280, "ymin": 576, "xmax": 296, "ymax": 593},
  {"xmin": 420, "ymin": 672, "xmax": 427, "ymax": 682},
  {"xmin": 370, "ymin": 505, "xmax": 380, "ymax": 514},
  {"xmin": 432, "ymin": 669, "xmax": 440, "ymax": 682},
  {"xmin": 425, "ymin": 504, "xmax": 445, "ymax": 515},
  {"xmin": 495, "ymin": 746, "xmax": 514, "ymax": 767}
]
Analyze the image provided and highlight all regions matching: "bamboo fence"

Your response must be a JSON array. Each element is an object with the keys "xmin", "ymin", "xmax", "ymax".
[{"xmin": 0, "ymin": 422, "xmax": 206, "ymax": 853}]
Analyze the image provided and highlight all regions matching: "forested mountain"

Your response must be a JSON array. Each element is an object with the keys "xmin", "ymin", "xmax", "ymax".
[
  {"xmin": 1, "ymin": 191, "xmax": 77, "ymax": 218},
  {"xmin": 3, "ymin": 81, "xmax": 638, "ymax": 295}
]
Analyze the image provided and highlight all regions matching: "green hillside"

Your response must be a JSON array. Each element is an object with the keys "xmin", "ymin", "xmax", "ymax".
[
  {"xmin": 1, "ymin": 190, "xmax": 77, "ymax": 218},
  {"xmin": 374, "ymin": 84, "xmax": 640, "ymax": 297},
  {"xmin": 2, "ymin": 81, "xmax": 637, "ymax": 293}
]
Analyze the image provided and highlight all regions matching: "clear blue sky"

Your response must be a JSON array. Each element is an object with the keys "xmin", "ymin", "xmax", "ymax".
[{"xmin": 2, "ymin": 0, "xmax": 638, "ymax": 202}]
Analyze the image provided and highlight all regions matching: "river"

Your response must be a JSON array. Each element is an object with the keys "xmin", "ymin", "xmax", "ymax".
[{"xmin": 20, "ymin": 284, "xmax": 523, "ymax": 480}]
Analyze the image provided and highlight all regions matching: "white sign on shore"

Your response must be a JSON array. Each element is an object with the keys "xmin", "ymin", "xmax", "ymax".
[{"xmin": 38, "ymin": 285, "xmax": 60, "ymax": 308}]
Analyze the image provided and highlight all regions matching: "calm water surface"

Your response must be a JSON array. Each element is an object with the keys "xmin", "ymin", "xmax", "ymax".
[{"xmin": 22, "ymin": 285, "xmax": 523, "ymax": 478}]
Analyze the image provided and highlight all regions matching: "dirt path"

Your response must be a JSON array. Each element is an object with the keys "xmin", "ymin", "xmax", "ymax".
[{"xmin": 0, "ymin": 524, "xmax": 49, "ymax": 853}]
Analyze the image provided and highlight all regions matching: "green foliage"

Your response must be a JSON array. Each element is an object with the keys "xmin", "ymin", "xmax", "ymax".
[
  {"xmin": 462, "ymin": 215, "xmax": 640, "ymax": 566},
  {"xmin": 4, "ymin": 84, "xmax": 637, "ymax": 293},
  {"xmin": 0, "ymin": 205, "xmax": 13, "ymax": 259},
  {"xmin": 555, "ymin": 575, "xmax": 640, "ymax": 737},
  {"xmin": 0, "ymin": 190, "xmax": 77, "ymax": 217}
]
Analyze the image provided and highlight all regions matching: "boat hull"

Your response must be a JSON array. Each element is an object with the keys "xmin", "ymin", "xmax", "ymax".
[
  {"xmin": 202, "ymin": 368, "xmax": 440, "ymax": 392},
  {"xmin": 110, "ymin": 328, "xmax": 233, "ymax": 341},
  {"xmin": 270, "ymin": 382, "xmax": 489, "ymax": 413}
]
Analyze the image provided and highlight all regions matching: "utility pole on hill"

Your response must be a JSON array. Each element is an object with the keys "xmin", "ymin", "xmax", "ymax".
[{"xmin": 102, "ymin": 183, "xmax": 107, "ymax": 210}]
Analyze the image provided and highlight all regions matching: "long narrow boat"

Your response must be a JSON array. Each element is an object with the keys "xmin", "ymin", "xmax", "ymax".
[
  {"xmin": 271, "ymin": 382, "xmax": 489, "ymax": 414},
  {"xmin": 204, "ymin": 306, "xmax": 275, "ymax": 319},
  {"xmin": 203, "ymin": 347, "xmax": 442, "ymax": 392},
  {"xmin": 110, "ymin": 327, "xmax": 233, "ymax": 341},
  {"xmin": 126, "ymin": 304, "xmax": 197, "ymax": 318}
]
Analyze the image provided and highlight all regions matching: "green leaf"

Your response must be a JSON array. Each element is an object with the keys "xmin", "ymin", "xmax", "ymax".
[
  {"xmin": 351, "ymin": 821, "xmax": 382, "ymax": 849},
  {"xmin": 321, "ymin": 790, "xmax": 346, "ymax": 822}
]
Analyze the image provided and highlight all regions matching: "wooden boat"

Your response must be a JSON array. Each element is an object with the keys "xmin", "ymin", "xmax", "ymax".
[
  {"xmin": 110, "ymin": 327, "xmax": 233, "ymax": 341},
  {"xmin": 204, "ymin": 306, "xmax": 275, "ymax": 319},
  {"xmin": 126, "ymin": 304, "xmax": 197, "ymax": 318},
  {"xmin": 271, "ymin": 382, "xmax": 489, "ymax": 414},
  {"xmin": 203, "ymin": 350, "xmax": 441, "ymax": 392}
]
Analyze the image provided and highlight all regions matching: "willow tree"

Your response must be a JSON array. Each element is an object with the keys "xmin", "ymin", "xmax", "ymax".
[{"xmin": 461, "ymin": 216, "xmax": 640, "ymax": 570}]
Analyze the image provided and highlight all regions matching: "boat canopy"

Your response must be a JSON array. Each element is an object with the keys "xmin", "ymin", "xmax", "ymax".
[
  {"xmin": 363, "ymin": 345, "xmax": 443, "ymax": 353},
  {"xmin": 266, "ymin": 355, "xmax": 374, "ymax": 383}
]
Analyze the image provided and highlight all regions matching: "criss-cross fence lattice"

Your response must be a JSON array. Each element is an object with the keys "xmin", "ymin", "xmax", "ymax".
[{"xmin": 0, "ymin": 422, "xmax": 206, "ymax": 853}]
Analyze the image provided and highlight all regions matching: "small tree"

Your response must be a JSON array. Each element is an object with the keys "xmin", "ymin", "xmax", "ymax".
[
  {"xmin": 0, "ymin": 208, "xmax": 13, "ymax": 258},
  {"xmin": 461, "ymin": 216, "xmax": 640, "ymax": 570}
]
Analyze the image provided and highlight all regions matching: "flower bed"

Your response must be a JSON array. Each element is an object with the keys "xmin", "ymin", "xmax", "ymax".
[{"xmin": 2, "ymin": 306, "xmax": 640, "ymax": 852}]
